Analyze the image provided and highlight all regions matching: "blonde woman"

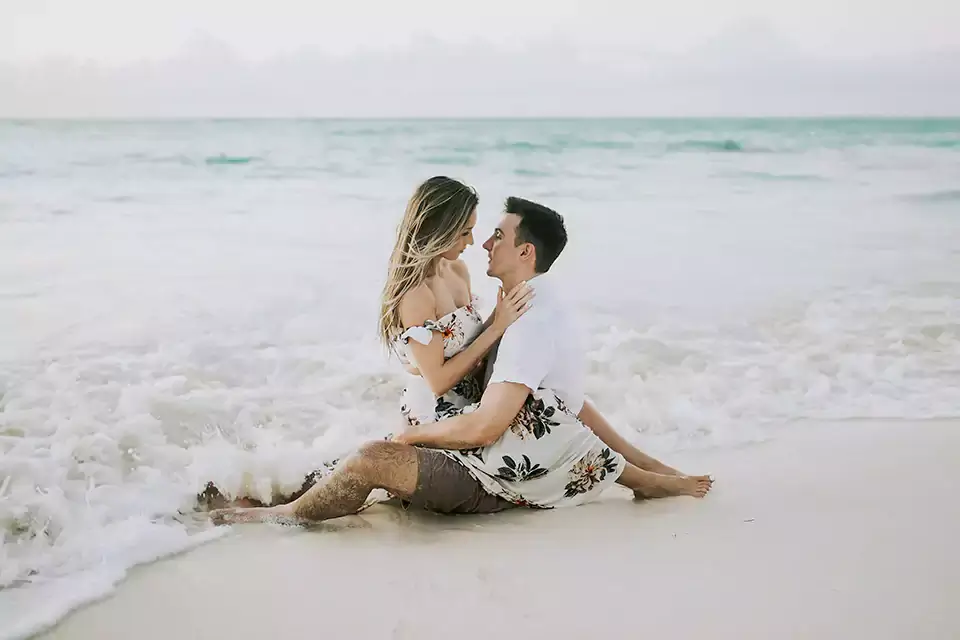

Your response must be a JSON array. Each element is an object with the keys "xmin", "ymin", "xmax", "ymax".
[
  {"xmin": 380, "ymin": 175, "xmax": 533, "ymax": 428},
  {"xmin": 197, "ymin": 176, "xmax": 529, "ymax": 512}
]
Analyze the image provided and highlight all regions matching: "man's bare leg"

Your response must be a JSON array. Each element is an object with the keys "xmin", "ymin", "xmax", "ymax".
[
  {"xmin": 615, "ymin": 462, "xmax": 713, "ymax": 499},
  {"xmin": 208, "ymin": 441, "xmax": 419, "ymax": 525},
  {"xmin": 578, "ymin": 399, "xmax": 684, "ymax": 476}
]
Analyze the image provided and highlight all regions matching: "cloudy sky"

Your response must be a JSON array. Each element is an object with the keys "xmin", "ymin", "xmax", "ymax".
[{"xmin": 2, "ymin": 0, "xmax": 958, "ymax": 116}]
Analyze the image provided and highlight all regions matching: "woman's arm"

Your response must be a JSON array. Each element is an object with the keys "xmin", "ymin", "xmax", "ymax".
[{"xmin": 399, "ymin": 282, "xmax": 532, "ymax": 397}]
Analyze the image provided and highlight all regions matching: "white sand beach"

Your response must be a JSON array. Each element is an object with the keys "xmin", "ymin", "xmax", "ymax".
[{"xmin": 34, "ymin": 419, "xmax": 960, "ymax": 640}]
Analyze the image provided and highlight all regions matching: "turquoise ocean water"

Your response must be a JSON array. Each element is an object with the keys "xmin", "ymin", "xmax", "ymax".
[{"xmin": 1, "ymin": 118, "xmax": 959, "ymax": 638}]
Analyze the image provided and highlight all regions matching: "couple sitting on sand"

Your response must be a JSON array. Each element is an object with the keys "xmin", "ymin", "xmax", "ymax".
[{"xmin": 209, "ymin": 176, "xmax": 712, "ymax": 526}]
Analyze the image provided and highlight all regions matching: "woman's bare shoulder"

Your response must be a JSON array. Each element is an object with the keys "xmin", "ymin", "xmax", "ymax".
[{"xmin": 398, "ymin": 282, "xmax": 437, "ymax": 326}]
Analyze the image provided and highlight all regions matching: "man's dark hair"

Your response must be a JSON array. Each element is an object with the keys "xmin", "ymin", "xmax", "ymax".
[{"xmin": 505, "ymin": 197, "xmax": 567, "ymax": 273}]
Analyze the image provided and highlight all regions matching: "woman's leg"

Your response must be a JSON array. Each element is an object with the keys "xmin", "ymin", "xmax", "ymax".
[
  {"xmin": 578, "ymin": 398, "xmax": 687, "ymax": 476},
  {"xmin": 615, "ymin": 462, "xmax": 713, "ymax": 499}
]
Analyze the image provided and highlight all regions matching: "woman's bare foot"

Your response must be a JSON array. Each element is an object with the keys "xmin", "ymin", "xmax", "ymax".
[
  {"xmin": 209, "ymin": 504, "xmax": 299, "ymax": 526},
  {"xmin": 633, "ymin": 474, "xmax": 713, "ymax": 500}
]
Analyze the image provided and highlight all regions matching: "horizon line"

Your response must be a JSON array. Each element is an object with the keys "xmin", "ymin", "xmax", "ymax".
[{"xmin": 3, "ymin": 115, "xmax": 960, "ymax": 121}]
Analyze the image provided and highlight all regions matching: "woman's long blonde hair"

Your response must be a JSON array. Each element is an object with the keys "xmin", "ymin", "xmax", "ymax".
[{"xmin": 379, "ymin": 176, "xmax": 478, "ymax": 348}]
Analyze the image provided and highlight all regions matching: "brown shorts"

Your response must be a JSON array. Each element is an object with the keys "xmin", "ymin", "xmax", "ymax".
[{"xmin": 404, "ymin": 447, "xmax": 517, "ymax": 515}]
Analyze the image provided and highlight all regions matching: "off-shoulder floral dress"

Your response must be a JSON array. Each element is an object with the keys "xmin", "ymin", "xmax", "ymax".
[{"xmin": 393, "ymin": 295, "xmax": 487, "ymax": 425}]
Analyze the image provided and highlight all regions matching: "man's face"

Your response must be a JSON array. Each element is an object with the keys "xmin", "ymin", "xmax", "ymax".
[{"xmin": 482, "ymin": 213, "xmax": 524, "ymax": 279}]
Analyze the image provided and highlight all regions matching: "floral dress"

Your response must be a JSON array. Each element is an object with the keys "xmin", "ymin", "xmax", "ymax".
[
  {"xmin": 396, "ymin": 293, "xmax": 625, "ymax": 510},
  {"xmin": 441, "ymin": 391, "xmax": 625, "ymax": 509},
  {"xmin": 394, "ymin": 295, "xmax": 486, "ymax": 425}
]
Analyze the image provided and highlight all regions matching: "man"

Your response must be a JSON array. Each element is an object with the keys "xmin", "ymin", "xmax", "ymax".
[{"xmin": 210, "ymin": 198, "xmax": 711, "ymax": 525}]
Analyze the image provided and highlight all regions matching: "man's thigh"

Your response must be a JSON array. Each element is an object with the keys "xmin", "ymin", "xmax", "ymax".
[
  {"xmin": 406, "ymin": 447, "xmax": 517, "ymax": 515},
  {"xmin": 351, "ymin": 440, "xmax": 421, "ymax": 499}
]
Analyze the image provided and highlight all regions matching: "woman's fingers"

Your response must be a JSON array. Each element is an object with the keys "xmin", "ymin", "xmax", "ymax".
[
  {"xmin": 512, "ymin": 287, "xmax": 535, "ymax": 310},
  {"xmin": 506, "ymin": 281, "xmax": 528, "ymax": 299}
]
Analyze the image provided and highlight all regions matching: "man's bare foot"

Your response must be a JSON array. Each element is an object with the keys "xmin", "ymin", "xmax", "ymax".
[
  {"xmin": 209, "ymin": 504, "xmax": 299, "ymax": 526},
  {"xmin": 633, "ymin": 474, "xmax": 713, "ymax": 500},
  {"xmin": 196, "ymin": 482, "xmax": 269, "ymax": 511}
]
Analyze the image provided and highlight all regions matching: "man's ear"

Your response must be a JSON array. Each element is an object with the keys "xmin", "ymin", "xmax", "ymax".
[{"xmin": 520, "ymin": 243, "xmax": 535, "ymax": 265}]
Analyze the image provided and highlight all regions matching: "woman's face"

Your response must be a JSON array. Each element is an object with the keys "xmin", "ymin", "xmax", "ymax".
[{"xmin": 440, "ymin": 207, "xmax": 477, "ymax": 260}]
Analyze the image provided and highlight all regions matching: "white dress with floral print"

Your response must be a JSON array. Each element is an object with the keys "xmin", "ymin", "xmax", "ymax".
[
  {"xmin": 395, "ymin": 289, "xmax": 625, "ymax": 510},
  {"xmin": 442, "ymin": 390, "xmax": 625, "ymax": 509},
  {"xmin": 394, "ymin": 295, "xmax": 487, "ymax": 425}
]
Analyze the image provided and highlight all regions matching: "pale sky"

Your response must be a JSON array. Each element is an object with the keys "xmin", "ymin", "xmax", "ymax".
[
  {"xmin": 4, "ymin": 0, "xmax": 958, "ymax": 62},
  {"xmin": 3, "ymin": 0, "xmax": 959, "ymax": 116}
]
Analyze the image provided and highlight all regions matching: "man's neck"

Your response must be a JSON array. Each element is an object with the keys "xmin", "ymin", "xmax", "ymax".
[{"xmin": 500, "ymin": 269, "xmax": 539, "ymax": 293}]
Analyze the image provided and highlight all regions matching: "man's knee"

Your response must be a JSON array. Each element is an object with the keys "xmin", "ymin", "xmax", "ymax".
[
  {"xmin": 341, "ymin": 440, "xmax": 419, "ymax": 496},
  {"xmin": 348, "ymin": 440, "xmax": 418, "ymax": 479}
]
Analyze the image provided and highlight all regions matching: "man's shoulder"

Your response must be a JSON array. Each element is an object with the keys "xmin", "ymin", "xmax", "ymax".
[
  {"xmin": 501, "ymin": 304, "xmax": 553, "ymax": 346},
  {"xmin": 528, "ymin": 273, "xmax": 569, "ymax": 307}
]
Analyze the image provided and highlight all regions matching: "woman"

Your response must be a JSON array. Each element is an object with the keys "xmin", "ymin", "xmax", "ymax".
[
  {"xmin": 197, "ymin": 176, "xmax": 531, "ymax": 511},
  {"xmin": 379, "ymin": 175, "xmax": 532, "ymax": 429}
]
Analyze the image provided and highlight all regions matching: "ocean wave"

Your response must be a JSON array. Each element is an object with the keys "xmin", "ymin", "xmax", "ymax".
[
  {"xmin": 900, "ymin": 189, "xmax": 960, "ymax": 204},
  {"xmin": 330, "ymin": 125, "xmax": 419, "ymax": 137},
  {"xmin": 514, "ymin": 168, "xmax": 554, "ymax": 177},
  {"xmin": 916, "ymin": 139, "xmax": 960, "ymax": 149},
  {"xmin": 1, "ymin": 286, "xmax": 958, "ymax": 637},
  {"xmin": 123, "ymin": 153, "xmax": 196, "ymax": 165},
  {"xmin": 733, "ymin": 171, "xmax": 826, "ymax": 182},
  {"xmin": 572, "ymin": 140, "xmax": 634, "ymax": 150},
  {"xmin": 493, "ymin": 139, "xmax": 634, "ymax": 153},
  {"xmin": 204, "ymin": 155, "xmax": 259, "ymax": 165},
  {"xmin": 108, "ymin": 153, "xmax": 260, "ymax": 167},
  {"xmin": 495, "ymin": 140, "xmax": 553, "ymax": 152},
  {"xmin": 667, "ymin": 139, "xmax": 747, "ymax": 153},
  {"xmin": 584, "ymin": 288, "xmax": 960, "ymax": 450},
  {"xmin": 418, "ymin": 155, "xmax": 478, "ymax": 167}
]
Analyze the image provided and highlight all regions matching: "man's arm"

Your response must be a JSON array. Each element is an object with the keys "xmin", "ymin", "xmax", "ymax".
[
  {"xmin": 577, "ymin": 398, "xmax": 681, "ymax": 476},
  {"xmin": 395, "ymin": 382, "xmax": 530, "ymax": 450}
]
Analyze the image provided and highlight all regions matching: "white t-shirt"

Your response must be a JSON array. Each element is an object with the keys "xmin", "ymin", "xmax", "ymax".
[
  {"xmin": 487, "ymin": 273, "xmax": 586, "ymax": 414},
  {"xmin": 448, "ymin": 272, "xmax": 623, "ymax": 509}
]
